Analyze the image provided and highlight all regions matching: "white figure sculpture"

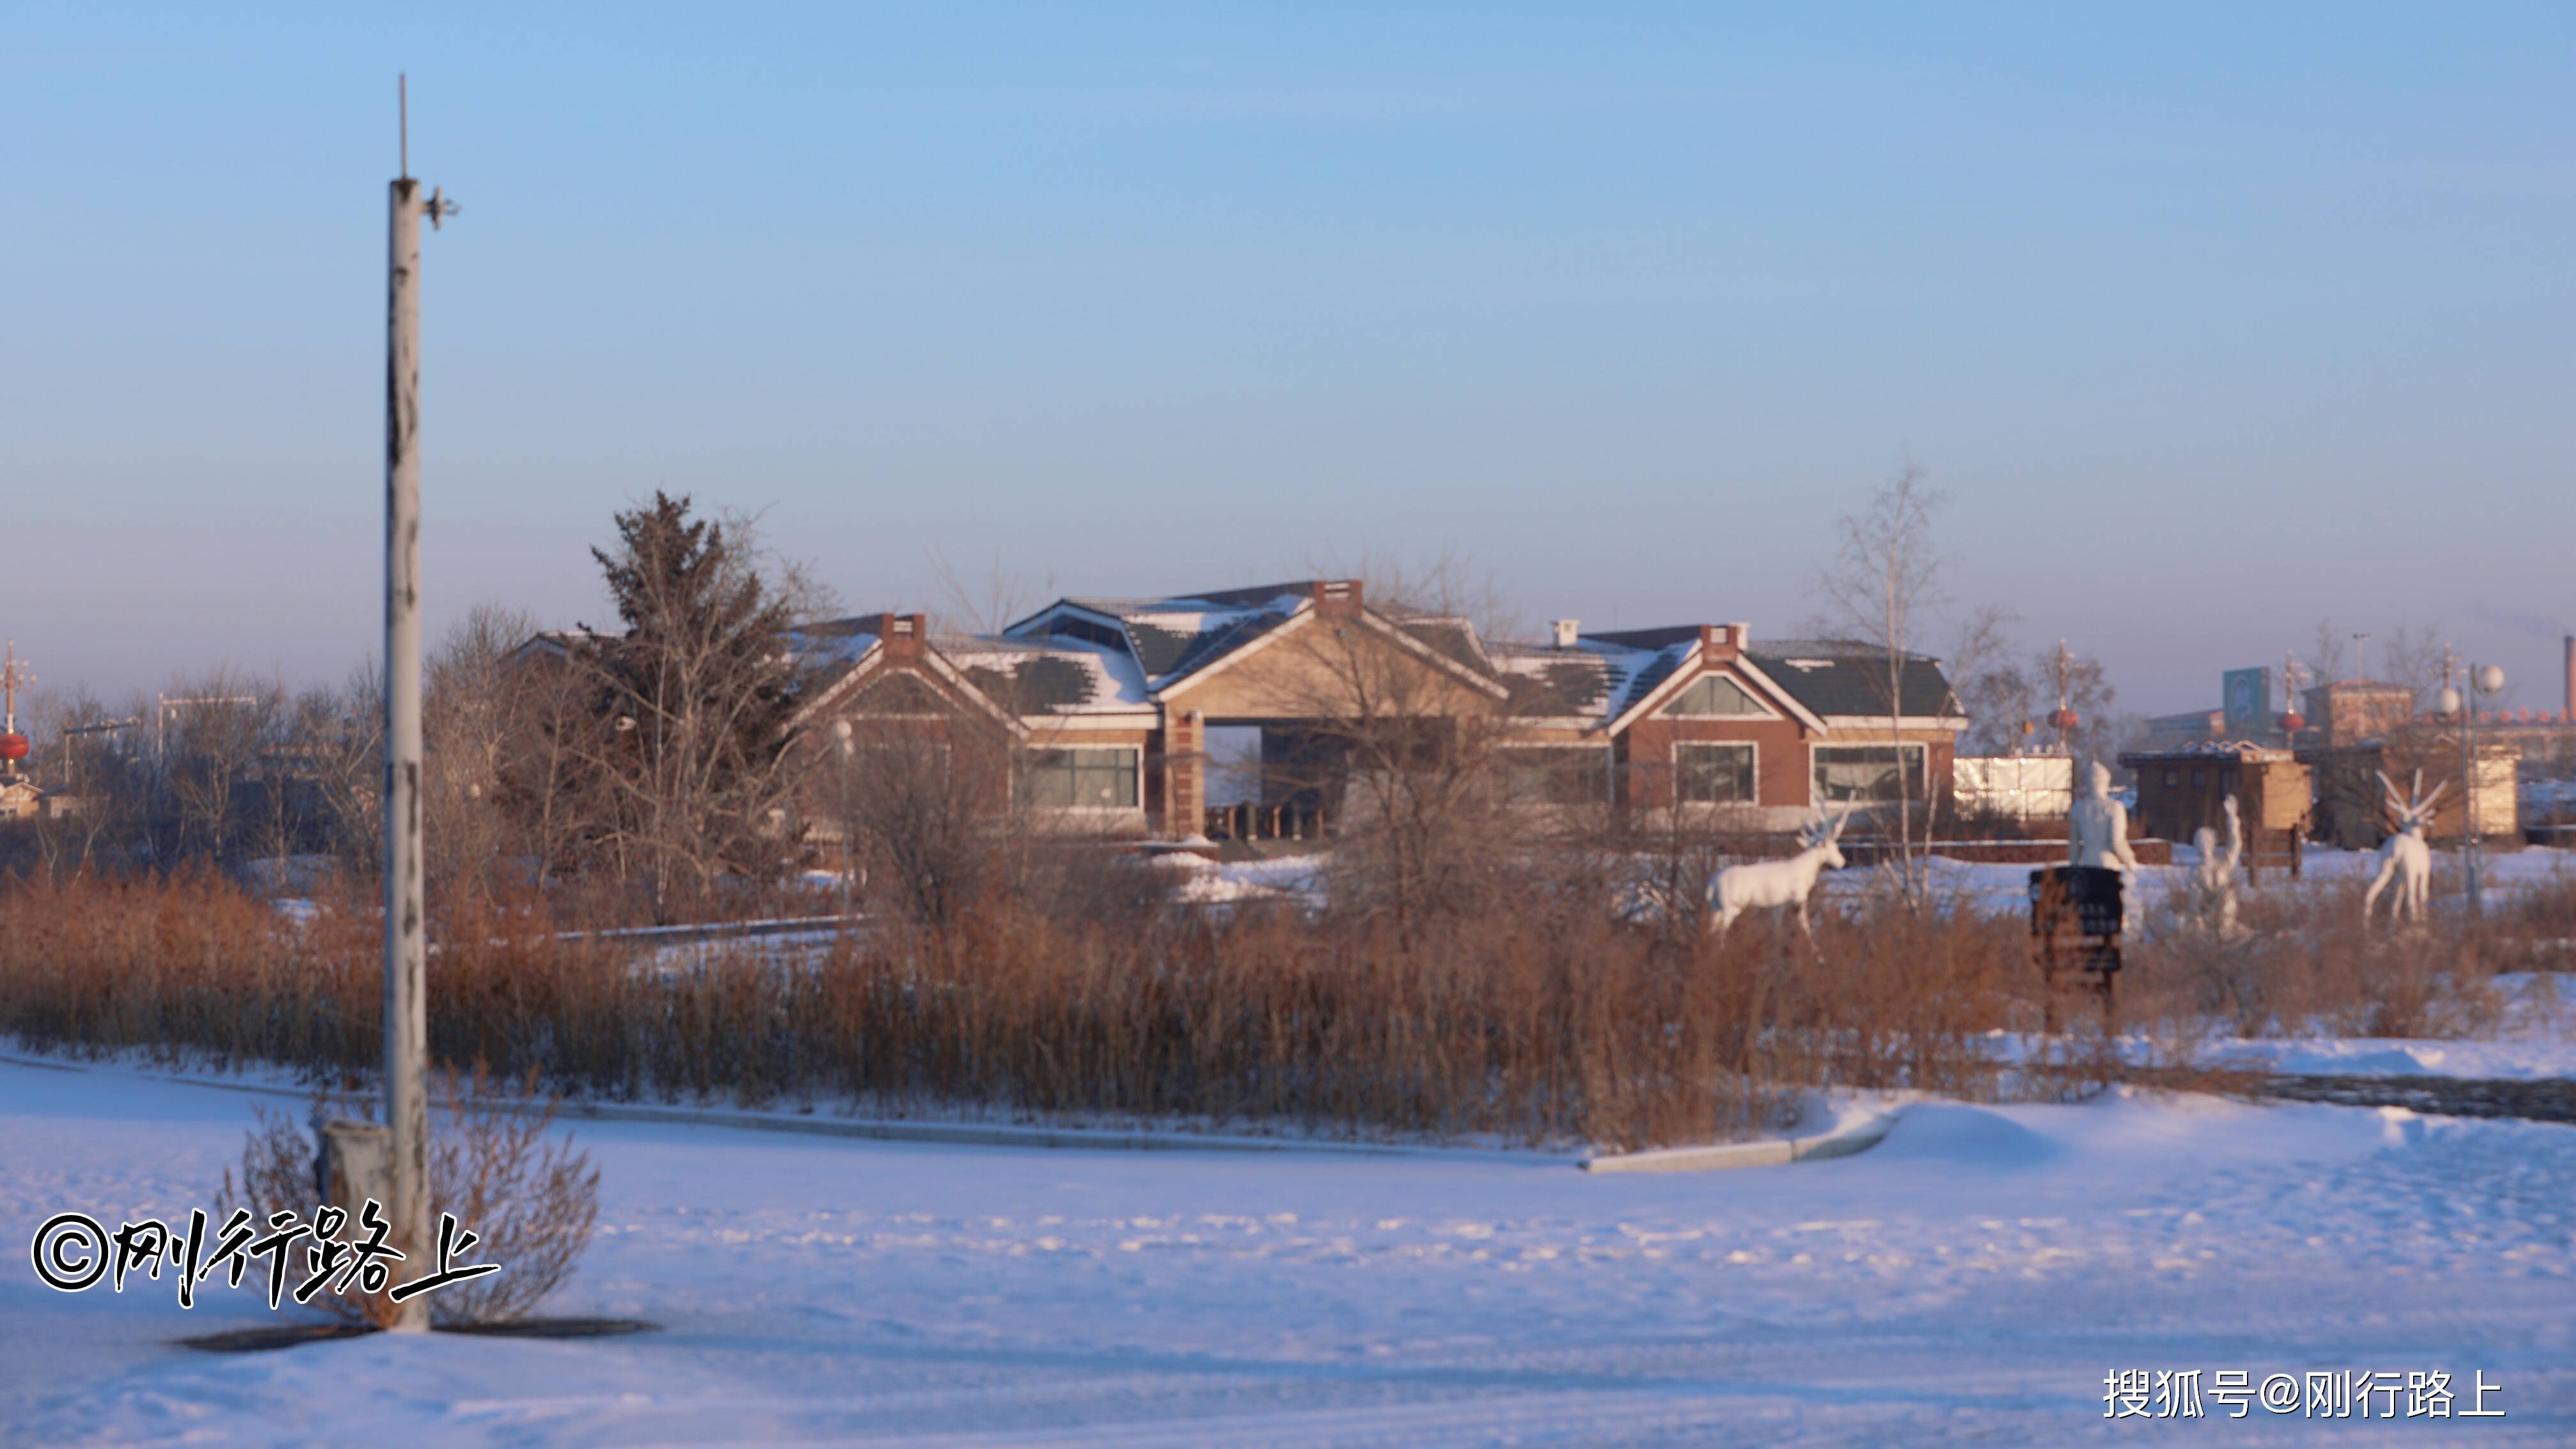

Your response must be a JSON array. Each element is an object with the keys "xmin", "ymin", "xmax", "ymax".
[
  {"xmin": 2068, "ymin": 760, "xmax": 2141, "ymax": 934},
  {"xmin": 1706, "ymin": 806, "xmax": 1851, "ymax": 939},
  {"xmin": 2362, "ymin": 770, "xmax": 2446, "ymax": 928},
  {"xmin": 2184, "ymin": 793, "xmax": 2244, "ymax": 937}
]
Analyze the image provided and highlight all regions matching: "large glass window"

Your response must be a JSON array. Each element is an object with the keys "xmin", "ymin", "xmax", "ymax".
[
  {"xmin": 1676, "ymin": 743, "xmax": 1756, "ymax": 803},
  {"xmin": 1662, "ymin": 675, "xmax": 1764, "ymax": 717},
  {"xmin": 1812, "ymin": 743, "xmax": 1927, "ymax": 803},
  {"xmin": 1021, "ymin": 747, "xmax": 1140, "ymax": 809},
  {"xmin": 1502, "ymin": 746, "xmax": 1610, "ymax": 806}
]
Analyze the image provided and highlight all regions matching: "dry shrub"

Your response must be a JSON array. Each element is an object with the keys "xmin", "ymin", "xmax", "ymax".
[
  {"xmin": 2504, "ymin": 871, "xmax": 2576, "ymax": 963},
  {"xmin": 0, "ymin": 862, "xmax": 2120, "ymax": 1149},
  {"xmin": 7, "ymin": 849, "xmax": 2554, "ymax": 1153},
  {"xmin": 2126, "ymin": 877, "xmax": 2508, "ymax": 1040},
  {"xmin": 217, "ymin": 1066, "xmax": 599, "ymax": 1328}
]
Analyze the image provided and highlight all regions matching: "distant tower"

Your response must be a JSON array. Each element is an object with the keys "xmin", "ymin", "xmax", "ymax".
[
  {"xmin": 2047, "ymin": 639, "xmax": 2080, "ymax": 753},
  {"xmin": 0, "ymin": 641, "xmax": 32, "ymax": 778}
]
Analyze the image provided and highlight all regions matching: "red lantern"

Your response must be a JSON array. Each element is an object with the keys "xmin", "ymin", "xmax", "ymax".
[
  {"xmin": 2278, "ymin": 711, "xmax": 2306, "ymax": 733},
  {"xmin": 2048, "ymin": 707, "xmax": 2080, "ymax": 732},
  {"xmin": 0, "ymin": 732, "xmax": 26, "ymax": 763}
]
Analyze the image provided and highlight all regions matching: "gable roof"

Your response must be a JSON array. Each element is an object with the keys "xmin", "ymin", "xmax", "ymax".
[
  {"xmin": 1745, "ymin": 639, "xmax": 1965, "ymax": 721},
  {"xmin": 784, "ymin": 618, "xmax": 1017, "ymax": 734},
  {"xmin": 785, "ymin": 617, "xmax": 1157, "ymax": 731},
  {"xmin": 1485, "ymin": 638, "xmax": 1697, "ymax": 725},
  {"xmin": 1011, "ymin": 588, "xmax": 1312, "ymax": 688},
  {"xmin": 1381, "ymin": 607, "xmax": 1494, "ymax": 677},
  {"xmin": 1007, "ymin": 584, "xmax": 1506, "ymax": 702},
  {"xmin": 1487, "ymin": 628, "xmax": 1964, "ymax": 735},
  {"xmin": 938, "ymin": 634, "xmax": 1154, "ymax": 717}
]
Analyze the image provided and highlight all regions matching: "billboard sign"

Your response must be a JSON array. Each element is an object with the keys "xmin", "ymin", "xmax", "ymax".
[{"xmin": 2223, "ymin": 667, "xmax": 2271, "ymax": 739}]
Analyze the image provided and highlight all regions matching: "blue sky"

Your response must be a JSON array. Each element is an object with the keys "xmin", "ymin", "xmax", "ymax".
[{"xmin": 6, "ymin": 3, "xmax": 2571, "ymax": 712}]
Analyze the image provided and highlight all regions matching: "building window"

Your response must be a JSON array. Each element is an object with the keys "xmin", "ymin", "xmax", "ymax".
[
  {"xmin": 1812, "ymin": 743, "xmax": 1926, "ymax": 803},
  {"xmin": 1503, "ymin": 746, "xmax": 1609, "ymax": 806},
  {"xmin": 1677, "ymin": 743, "xmax": 1757, "ymax": 803},
  {"xmin": 1662, "ymin": 675, "xmax": 1763, "ymax": 717},
  {"xmin": 1042, "ymin": 613, "xmax": 1125, "ymax": 651},
  {"xmin": 1021, "ymin": 747, "xmax": 1140, "ymax": 809}
]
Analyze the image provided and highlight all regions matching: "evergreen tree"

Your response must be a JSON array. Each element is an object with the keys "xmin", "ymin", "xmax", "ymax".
[{"xmin": 586, "ymin": 492, "xmax": 800, "ymax": 917}]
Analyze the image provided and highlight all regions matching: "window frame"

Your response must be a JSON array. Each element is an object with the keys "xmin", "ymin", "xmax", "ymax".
[
  {"xmin": 1675, "ymin": 741, "xmax": 1759, "ymax": 805},
  {"xmin": 1019, "ymin": 744, "xmax": 1143, "ymax": 811},
  {"xmin": 1659, "ymin": 672, "xmax": 1771, "ymax": 719},
  {"xmin": 1499, "ymin": 744, "xmax": 1613, "ymax": 807},
  {"xmin": 1809, "ymin": 741, "xmax": 1928, "ymax": 805}
]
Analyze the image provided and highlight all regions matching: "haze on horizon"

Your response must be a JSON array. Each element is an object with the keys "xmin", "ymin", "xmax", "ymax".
[{"xmin": 6, "ymin": 3, "xmax": 2570, "ymax": 718}]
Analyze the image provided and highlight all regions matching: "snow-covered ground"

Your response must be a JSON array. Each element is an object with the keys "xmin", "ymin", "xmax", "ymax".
[
  {"xmin": 1172, "ymin": 844, "xmax": 2576, "ymax": 921},
  {"xmin": 1821, "ymin": 844, "xmax": 2576, "ymax": 919},
  {"xmin": 2200, "ymin": 973, "xmax": 2575, "ymax": 1080},
  {"xmin": 6, "ymin": 1057, "xmax": 2573, "ymax": 1445}
]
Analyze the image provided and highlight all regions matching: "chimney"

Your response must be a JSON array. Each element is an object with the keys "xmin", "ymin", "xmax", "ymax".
[
  {"xmin": 1313, "ymin": 579, "xmax": 1363, "ymax": 618},
  {"xmin": 1551, "ymin": 619, "xmax": 1581, "ymax": 649},
  {"xmin": 1699, "ymin": 624, "xmax": 1744, "ymax": 663},
  {"xmin": 876, "ymin": 613, "xmax": 927, "ymax": 660}
]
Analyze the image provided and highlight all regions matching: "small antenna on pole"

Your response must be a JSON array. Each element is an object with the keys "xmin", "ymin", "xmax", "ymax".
[{"xmin": 399, "ymin": 73, "xmax": 409, "ymax": 179}]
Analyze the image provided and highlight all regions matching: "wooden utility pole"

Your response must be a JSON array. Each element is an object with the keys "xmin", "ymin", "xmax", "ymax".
[{"xmin": 384, "ymin": 75, "xmax": 453, "ymax": 1331}]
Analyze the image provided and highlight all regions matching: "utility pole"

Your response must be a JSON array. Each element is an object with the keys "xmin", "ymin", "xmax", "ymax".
[
  {"xmin": 2436, "ymin": 647, "xmax": 2505, "ymax": 917},
  {"xmin": 384, "ymin": 75, "xmax": 454, "ymax": 1331}
]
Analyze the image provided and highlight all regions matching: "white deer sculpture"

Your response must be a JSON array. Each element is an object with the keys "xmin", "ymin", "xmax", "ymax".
[
  {"xmin": 1706, "ymin": 806, "xmax": 1853, "ymax": 939},
  {"xmin": 2362, "ymin": 770, "xmax": 2446, "ymax": 928}
]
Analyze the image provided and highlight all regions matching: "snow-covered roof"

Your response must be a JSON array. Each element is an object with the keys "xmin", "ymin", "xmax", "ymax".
[
  {"xmin": 1486, "ymin": 639, "xmax": 1662, "ymax": 723},
  {"xmin": 935, "ymin": 634, "xmax": 1154, "ymax": 717},
  {"xmin": 787, "ymin": 617, "xmax": 1154, "ymax": 721},
  {"xmin": 1743, "ymin": 640, "xmax": 1965, "ymax": 721},
  {"xmin": 1016, "ymin": 586, "xmax": 1315, "ymax": 689},
  {"xmin": 1486, "ymin": 630, "xmax": 1965, "ymax": 731}
]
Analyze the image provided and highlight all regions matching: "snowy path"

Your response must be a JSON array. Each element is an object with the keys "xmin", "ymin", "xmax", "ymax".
[{"xmin": 5, "ymin": 1059, "xmax": 2573, "ymax": 1445}]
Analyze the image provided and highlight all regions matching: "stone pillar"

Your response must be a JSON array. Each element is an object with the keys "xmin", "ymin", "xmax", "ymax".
[{"xmin": 1163, "ymin": 709, "xmax": 1205, "ymax": 838}]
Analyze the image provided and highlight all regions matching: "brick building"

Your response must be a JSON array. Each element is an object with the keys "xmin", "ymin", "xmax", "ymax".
[{"xmin": 783, "ymin": 581, "xmax": 1969, "ymax": 841}]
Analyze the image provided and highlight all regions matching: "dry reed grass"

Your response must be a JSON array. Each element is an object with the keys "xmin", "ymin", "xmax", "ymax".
[{"xmin": 2, "ymin": 861, "xmax": 2551, "ymax": 1151}]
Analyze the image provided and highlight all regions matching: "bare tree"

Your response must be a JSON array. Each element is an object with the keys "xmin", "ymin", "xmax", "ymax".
[
  {"xmin": 829, "ymin": 717, "xmax": 1015, "ymax": 930},
  {"xmin": 1814, "ymin": 464, "xmax": 1946, "ymax": 907},
  {"xmin": 1943, "ymin": 605, "xmax": 2023, "ymax": 756},
  {"xmin": 424, "ymin": 605, "xmax": 539, "ymax": 908},
  {"xmin": 24, "ymin": 687, "xmax": 134, "ymax": 875},
  {"xmin": 1308, "ymin": 547, "xmax": 1527, "ymax": 643},
  {"xmin": 567, "ymin": 493, "xmax": 808, "ymax": 921},
  {"xmin": 153, "ymin": 672, "xmax": 283, "ymax": 866},
  {"xmin": 2380, "ymin": 620, "xmax": 2450, "ymax": 709},
  {"xmin": 2304, "ymin": 619, "xmax": 2347, "ymax": 687},
  {"xmin": 491, "ymin": 641, "xmax": 594, "ymax": 894},
  {"xmin": 1263, "ymin": 605, "xmax": 1520, "ymax": 937},
  {"xmin": 307, "ymin": 663, "xmax": 386, "ymax": 882},
  {"xmin": 927, "ymin": 549, "xmax": 1052, "ymax": 639}
]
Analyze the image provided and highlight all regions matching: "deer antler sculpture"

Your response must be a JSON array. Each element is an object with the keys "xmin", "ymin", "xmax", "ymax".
[
  {"xmin": 1706, "ymin": 805, "xmax": 1853, "ymax": 939},
  {"xmin": 2362, "ymin": 769, "xmax": 2447, "ymax": 928}
]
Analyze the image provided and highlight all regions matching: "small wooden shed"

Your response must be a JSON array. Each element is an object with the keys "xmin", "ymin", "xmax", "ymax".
[
  {"xmin": 2119, "ymin": 743, "xmax": 2312, "ymax": 877},
  {"xmin": 2302, "ymin": 730, "xmax": 2520, "ymax": 850}
]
